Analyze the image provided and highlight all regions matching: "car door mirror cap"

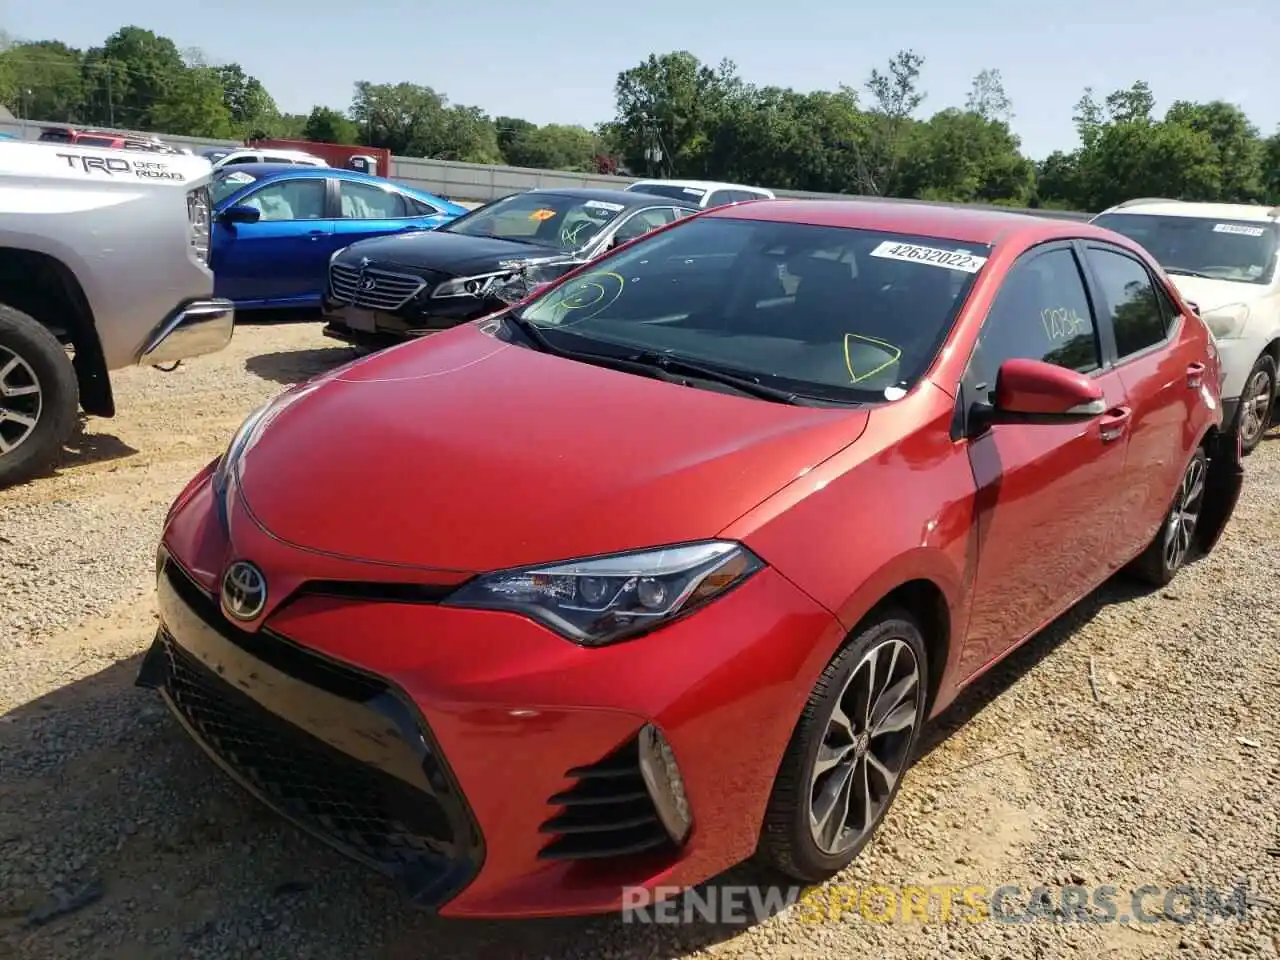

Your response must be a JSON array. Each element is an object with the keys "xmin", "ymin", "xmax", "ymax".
[
  {"xmin": 220, "ymin": 204, "xmax": 261, "ymax": 225},
  {"xmin": 1186, "ymin": 300, "xmax": 1201, "ymax": 316},
  {"xmin": 992, "ymin": 358, "xmax": 1105, "ymax": 420}
]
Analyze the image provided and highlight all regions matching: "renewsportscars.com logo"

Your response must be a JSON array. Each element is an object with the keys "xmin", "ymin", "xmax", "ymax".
[{"xmin": 621, "ymin": 882, "xmax": 1256, "ymax": 925}]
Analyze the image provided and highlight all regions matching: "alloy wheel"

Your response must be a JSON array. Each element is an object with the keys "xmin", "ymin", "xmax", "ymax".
[
  {"xmin": 808, "ymin": 636, "xmax": 920, "ymax": 856},
  {"xmin": 1163, "ymin": 454, "xmax": 1207, "ymax": 572},
  {"xmin": 1238, "ymin": 369, "xmax": 1274, "ymax": 448},
  {"xmin": 0, "ymin": 346, "xmax": 42, "ymax": 456}
]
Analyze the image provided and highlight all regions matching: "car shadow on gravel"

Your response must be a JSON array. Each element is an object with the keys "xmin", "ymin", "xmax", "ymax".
[
  {"xmin": 17, "ymin": 417, "xmax": 139, "ymax": 483},
  {"xmin": 244, "ymin": 346, "xmax": 362, "ymax": 386},
  {"xmin": 913, "ymin": 575, "xmax": 1153, "ymax": 761},
  {"xmin": 0, "ymin": 574, "xmax": 1174, "ymax": 960}
]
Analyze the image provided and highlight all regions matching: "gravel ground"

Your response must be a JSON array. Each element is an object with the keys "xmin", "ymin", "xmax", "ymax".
[{"xmin": 1, "ymin": 319, "xmax": 1278, "ymax": 959}]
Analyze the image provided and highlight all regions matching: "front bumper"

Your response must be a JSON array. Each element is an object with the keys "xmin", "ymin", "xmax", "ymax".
[
  {"xmin": 139, "ymin": 477, "xmax": 841, "ymax": 917},
  {"xmin": 320, "ymin": 295, "xmax": 492, "ymax": 343},
  {"xmin": 138, "ymin": 298, "xmax": 235, "ymax": 367}
]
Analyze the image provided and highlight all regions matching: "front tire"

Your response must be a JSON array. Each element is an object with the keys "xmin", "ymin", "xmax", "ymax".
[
  {"xmin": 0, "ymin": 303, "xmax": 79, "ymax": 489},
  {"xmin": 1234, "ymin": 354, "xmax": 1275, "ymax": 455},
  {"xmin": 1127, "ymin": 447, "xmax": 1208, "ymax": 587},
  {"xmin": 758, "ymin": 610, "xmax": 927, "ymax": 882}
]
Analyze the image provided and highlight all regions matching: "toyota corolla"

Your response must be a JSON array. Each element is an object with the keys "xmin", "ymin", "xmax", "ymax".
[{"xmin": 137, "ymin": 199, "xmax": 1243, "ymax": 918}]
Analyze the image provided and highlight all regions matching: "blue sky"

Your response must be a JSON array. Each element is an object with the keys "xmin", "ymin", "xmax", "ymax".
[{"xmin": 6, "ymin": 0, "xmax": 1277, "ymax": 160}]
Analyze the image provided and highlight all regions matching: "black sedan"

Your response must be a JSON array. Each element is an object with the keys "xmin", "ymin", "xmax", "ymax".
[{"xmin": 320, "ymin": 187, "xmax": 700, "ymax": 347}]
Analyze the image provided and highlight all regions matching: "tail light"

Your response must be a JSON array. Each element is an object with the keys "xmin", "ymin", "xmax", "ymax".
[{"xmin": 187, "ymin": 186, "xmax": 212, "ymax": 267}]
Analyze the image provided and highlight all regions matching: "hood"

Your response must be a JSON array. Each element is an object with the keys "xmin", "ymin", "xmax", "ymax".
[
  {"xmin": 236, "ymin": 325, "xmax": 869, "ymax": 571},
  {"xmin": 1165, "ymin": 275, "xmax": 1267, "ymax": 314},
  {"xmin": 338, "ymin": 230, "xmax": 564, "ymax": 277}
]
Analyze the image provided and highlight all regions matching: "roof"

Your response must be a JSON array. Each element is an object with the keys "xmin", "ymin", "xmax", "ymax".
[
  {"xmin": 629, "ymin": 178, "xmax": 773, "ymax": 194},
  {"xmin": 525, "ymin": 186, "xmax": 701, "ymax": 208},
  {"xmin": 1096, "ymin": 199, "xmax": 1280, "ymax": 222},
  {"xmin": 706, "ymin": 198, "xmax": 1107, "ymax": 246},
  {"xmin": 215, "ymin": 162, "xmax": 377, "ymax": 181}
]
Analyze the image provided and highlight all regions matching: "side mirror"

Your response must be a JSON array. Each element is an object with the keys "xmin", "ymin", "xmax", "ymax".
[
  {"xmin": 991, "ymin": 358, "xmax": 1105, "ymax": 420},
  {"xmin": 1185, "ymin": 301, "xmax": 1201, "ymax": 316},
  {"xmin": 220, "ymin": 204, "xmax": 261, "ymax": 225}
]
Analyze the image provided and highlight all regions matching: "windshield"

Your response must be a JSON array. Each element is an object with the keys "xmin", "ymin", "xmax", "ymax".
[
  {"xmin": 441, "ymin": 192, "xmax": 631, "ymax": 250},
  {"xmin": 1093, "ymin": 213, "xmax": 1280, "ymax": 285},
  {"xmin": 212, "ymin": 170, "xmax": 259, "ymax": 206},
  {"xmin": 628, "ymin": 183, "xmax": 708, "ymax": 204},
  {"xmin": 516, "ymin": 217, "xmax": 990, "ymax": 403}
]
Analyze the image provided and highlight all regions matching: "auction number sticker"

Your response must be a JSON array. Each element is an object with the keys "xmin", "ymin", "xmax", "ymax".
[
  {"xmin": 870, "ymin": 241, "xmax": 988, "ymax": 273},
  {"xmin": 583, "ymin": 200, "xmax": 624, "ymax": 212},
  {"xmin": 529, "ymin": 208, "xmax": 558, "ymax": 222},
  {"xmin": 1212, "ymin": 223, "xmax": 1266, "ymax": 237}
]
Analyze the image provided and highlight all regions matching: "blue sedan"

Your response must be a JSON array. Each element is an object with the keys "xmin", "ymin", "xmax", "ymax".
[{"xmin": 210, "ymin": 164, "xmax": 467, "ymax": 310}]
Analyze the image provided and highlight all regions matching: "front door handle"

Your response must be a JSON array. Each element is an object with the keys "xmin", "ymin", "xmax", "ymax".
[
  {"xmin": 1099, "ymin": 405, "xmax": 1132, "ymax": 443},
  {"xmin": 307, "ymin": 230, "xmax": 326, "ymax": 241},
  {"xmin": 1186, "ymin": 361, "xmax": 1206, "ymax": 388}
]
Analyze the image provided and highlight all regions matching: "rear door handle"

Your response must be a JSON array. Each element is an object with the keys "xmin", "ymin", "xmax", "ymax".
[
  {"xmin": 1099, "ymin": 405, "xmax": 1132, "ymax": 443},
  {"xmin": 397, "ymin": 225, "xmax": 424, "ymax": 233},
  {"xmin": 1186, "ymin": 361, "xmax": 1206, "ymax": 388}
]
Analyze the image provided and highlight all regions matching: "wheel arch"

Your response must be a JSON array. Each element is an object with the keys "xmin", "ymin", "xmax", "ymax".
[
  {"xmin": 0, "ymin": 247, "xmax": 113, "ymax": 417},
  {"xmin": 848, "ymin": 578, "xmax": 953, "ymax": 719}
]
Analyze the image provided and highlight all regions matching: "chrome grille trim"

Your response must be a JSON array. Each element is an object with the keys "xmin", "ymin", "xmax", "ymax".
[{"xmin": 329, "ymin": 262, "xmax": 427, "ymax": 311}]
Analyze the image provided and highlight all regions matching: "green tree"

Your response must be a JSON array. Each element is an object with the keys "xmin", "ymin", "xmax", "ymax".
[
  {"xmin": 503, "ymin": 123, "xmax": 599, "ymax": 170},
  {"xmin": 149, "ymin": 66, "xmax": 235, "ymax": 138},
  {"xmin": 303, "ymin": 105, "xmax": 359, "ymax": 144},
  {"xmin": 856, "ymin": 49, "xmax": 927, "ymax": 195},
  {"xmin": 0, "ymin": 41, "xmax": 85, "ymax": 121},
  {"xmin": 216, "ymin": 63, "xmax": 278, "ymax": 134},
  {"xmin": 965, "ymin": 68, "xmax": 1012, "ymax": 123},
  {"xmin": 83, "ymin": 26, "xmax": 186, "ymax": 128},
  {"xmin": 1164, "ymin": 100, "xmax": 1264, "ymax": 202},
  {"xmin": 612, "ymin": 51, "xmax": 743, "ymax": 176},
  {"xmin": 1263, "ymin": 130, "xmax": 1280, "ymax": 203},
  {"xmin": 494, "ymin": 116, "xmax": 537, "ymax": 162}
]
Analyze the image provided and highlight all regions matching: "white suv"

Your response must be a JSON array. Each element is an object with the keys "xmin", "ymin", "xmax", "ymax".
[
  {"xmin": 1092, "ymin": 199, "xmax": 1280, "ymax": 452},
  {"xmin": 624, "ymin": 178, "xmax": 774, "ymax": 208},
  {"xmin": 207, "ymin": 148, "xmax": 328, "ymax": 169}
]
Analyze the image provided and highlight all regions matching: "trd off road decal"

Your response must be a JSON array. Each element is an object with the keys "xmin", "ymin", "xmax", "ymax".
[
  {"xmin": 55, "ymin": 153, "xmax": 184, "ymax": 181},
  {"xmin": 869, "ymin": 241, "xmax": 988, "ymax": 273}
]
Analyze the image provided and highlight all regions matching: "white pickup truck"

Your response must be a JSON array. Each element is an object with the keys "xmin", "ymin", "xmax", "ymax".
[{"xmin": 0, "ymin": 140, "xmax": 235, "ymax": 487}]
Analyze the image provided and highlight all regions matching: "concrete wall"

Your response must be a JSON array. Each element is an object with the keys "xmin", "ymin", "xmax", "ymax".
[{"xmin": 0, "ymin": 116, "xmax": 1093, "ymax": 221}]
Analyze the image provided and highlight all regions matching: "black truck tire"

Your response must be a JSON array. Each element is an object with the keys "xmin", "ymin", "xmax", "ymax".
[{"xmin": 0, "ymin": 303, "xmax": 79, "ymax": 488}]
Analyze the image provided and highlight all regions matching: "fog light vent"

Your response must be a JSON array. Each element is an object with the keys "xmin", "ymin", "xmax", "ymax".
[
  {"xmin": 637, "ymin": 723, "xmax": 692, "ymax": 845},
  {"xmin": 537, "ymin": 730, "xmax": 690, "ymax": 862}
]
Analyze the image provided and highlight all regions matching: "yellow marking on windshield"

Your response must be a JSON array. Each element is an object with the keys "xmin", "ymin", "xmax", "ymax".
[{"xmin": 843, "ymin": 333, "xmax": 902, "ymax": 384}]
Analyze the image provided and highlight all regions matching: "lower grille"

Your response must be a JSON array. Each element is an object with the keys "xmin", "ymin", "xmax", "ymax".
[
  {"xmin": 538, "ymin": 737, "xmax": 674, "ymax": 861},
  {"xmin": 329, "ymin": 262, "xmax": 428, "ymax": 311},
  {"xmin": 146, "ymin": 558, "xmax": 483, "ymax": 907}
]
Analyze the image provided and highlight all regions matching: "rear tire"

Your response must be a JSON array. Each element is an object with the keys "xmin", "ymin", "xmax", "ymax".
[
  {"xmin": 1234, "ymin": 354, "xmax": 1275, "ymax": 455},
  {"xmin": 0, "ymin": 303, "xmax": 79, "ymax": 489},
  {"xmin": 758, "ymin": 610, "xmax": 927, "ymax": 883},
  {"xmin": 1127, "ymin": 447, "xmax": 1208, "ymax": 587}
]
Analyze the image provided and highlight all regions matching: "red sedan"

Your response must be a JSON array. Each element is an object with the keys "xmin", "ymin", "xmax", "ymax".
[{"xmin": 138, "ymin": 199, "xmax": 1243, "ymax": 918}]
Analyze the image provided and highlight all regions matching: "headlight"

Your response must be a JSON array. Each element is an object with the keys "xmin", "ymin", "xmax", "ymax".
[
  {"xmin": 1202, "ymin": 302, "xmax": 1250, "ymax": 339},
  {"xmin": 432, "ymin": 271, "xmax": 514, "ymax": 299},
  {"xmin": 443, "ymin": 541, "xmax": 763, "ymax": 646}
]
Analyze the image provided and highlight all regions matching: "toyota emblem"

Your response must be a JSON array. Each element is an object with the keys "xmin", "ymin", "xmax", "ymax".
[{"xmin": 221, "ymin": 560, "xmax": 267, "ymax": 621}]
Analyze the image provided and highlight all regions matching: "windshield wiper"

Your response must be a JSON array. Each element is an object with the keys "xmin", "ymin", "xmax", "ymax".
[
  {"xmin": 503, "ymin": 311, "xmax": 561, "ymax": 353},
  {"xmin": 622, "ymin": 350, "xmax": 805, "ymax": 405},
  {"xmin": 1164, "ymin": 266, "xmax": 1214, "ymax": 279},
  {"xmin": 502, "ymin": 319, "xmax": 817, "ymax": 405}
]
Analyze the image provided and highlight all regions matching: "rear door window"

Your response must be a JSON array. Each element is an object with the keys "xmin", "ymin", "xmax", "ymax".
[{"xmin": 1083, "ymin": 246, "xmax": 1170, "ymax": 360}]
